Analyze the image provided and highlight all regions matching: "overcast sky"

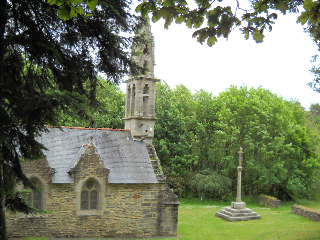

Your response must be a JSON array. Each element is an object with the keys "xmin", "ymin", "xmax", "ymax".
[{"xmin": 127, "ymin": 12, "xmax": 319, "ymax": 109}]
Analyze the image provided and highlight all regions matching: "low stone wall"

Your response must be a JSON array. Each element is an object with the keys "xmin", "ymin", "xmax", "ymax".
[
  {"xmin": 258, "ymin": 194, "xmax": 281, "ymax": 208},
  {"xmin": 292, "ymin": 205, "xmax": 320, "ymax": 221}
]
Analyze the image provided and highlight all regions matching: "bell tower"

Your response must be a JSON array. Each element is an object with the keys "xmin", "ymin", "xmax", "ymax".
[{"xmin": 123, "ymin": 17, "xmax": 159, "ymax": 143}]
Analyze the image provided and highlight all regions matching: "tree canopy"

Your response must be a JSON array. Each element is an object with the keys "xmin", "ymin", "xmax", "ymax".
[
  {"xmin": 58, "ymin": 77, "xmax": 125, "ymax": 129},
  {"xmin": 154, "ymin": 84, "xmax": 320, "ymax": 200},
  {"xmin": 137, "ymin": 0, "xmax": 320, "ymax": 91},
  {"xmin": 50, "ymin": 0, "xmax": 320, "ymax": 45},
  {"xmin": 50, "ymin": 0, "xmax": 320, "ymax": 90},
  {"xmin": 137, "ymin": 0, "xmax": 314, "ymax": 44},
  {"xmin": 0, "ymin": 1, "xmax": 138, "ymax": 239}
]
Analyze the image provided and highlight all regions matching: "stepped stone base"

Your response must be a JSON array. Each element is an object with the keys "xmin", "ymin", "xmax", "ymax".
[{"xmin": 216, "ymin": 203, "xmax": 261, "ymax": 221}]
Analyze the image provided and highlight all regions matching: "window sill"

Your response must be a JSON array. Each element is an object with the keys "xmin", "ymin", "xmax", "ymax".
[{"xmin": 77, "ymin": 209, "xmax": 103, "ymax": 216}]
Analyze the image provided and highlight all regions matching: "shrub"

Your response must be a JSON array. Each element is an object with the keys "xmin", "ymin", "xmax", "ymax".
[
  {"xmin": 166, "ymin": 175, "xmax": 187, "ymax": 197},
  {"xmin": 189, "ymin": 171, "xmax": 232, "ymax": 200}
]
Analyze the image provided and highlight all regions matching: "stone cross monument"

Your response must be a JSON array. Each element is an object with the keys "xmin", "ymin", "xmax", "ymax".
[
  {"xmin": 216, "ymin": 147, "xmax": 261, "ymax": 221},
  {"xmin": 230, "ymin": 147, "xmax": 246, "ymax": 209}
]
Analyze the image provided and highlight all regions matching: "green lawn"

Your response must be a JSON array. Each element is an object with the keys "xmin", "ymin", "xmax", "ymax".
[
  {"xmin": 23, "ymin": 199, "xmax": 320, "ymax": 240},
  {"xmin": 173, "ymin": 199, "xmax": 320, "ymax": 240}
]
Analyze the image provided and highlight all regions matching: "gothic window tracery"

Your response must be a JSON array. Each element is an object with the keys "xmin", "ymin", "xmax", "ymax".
[{"xmin": 80, "ymin": 178, "xmax": 100, "ymax": 210}]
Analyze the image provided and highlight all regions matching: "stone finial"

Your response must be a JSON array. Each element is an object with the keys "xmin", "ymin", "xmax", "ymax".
[{"xmin": 131, "ymin": 17, "xmax": 155, "ymax": 78}]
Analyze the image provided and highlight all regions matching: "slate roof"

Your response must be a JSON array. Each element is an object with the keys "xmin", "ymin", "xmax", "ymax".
[{"xmin": 37, "ymin": 127, "xmax": 158, "ymax": 184}]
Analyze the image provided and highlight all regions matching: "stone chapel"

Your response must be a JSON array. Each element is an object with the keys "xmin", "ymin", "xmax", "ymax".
[{"xmin": 7, "ymin": 18, "xmax": 179, "ymax": 239}]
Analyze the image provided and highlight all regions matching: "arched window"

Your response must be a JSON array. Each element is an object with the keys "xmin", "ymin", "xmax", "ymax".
[
  {"xmin": 130, "ymin": 84, "xmax": 135, "ymax": 116},
  {"xmin": 143, "ymin": 96, "xmax": 149, "ymax": 116},
  {"xmin": 143, "ymin": 84, "xmax": 149, "ymax": 94},
  {"xmin": 26, "ymin": 177, "xmax": 43, "ymax": 210},
  {"xmin": 81, "ymin": 178, "xmax": 100, "ymax": 210}
]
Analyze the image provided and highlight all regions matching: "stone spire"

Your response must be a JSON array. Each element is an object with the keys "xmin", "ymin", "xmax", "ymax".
[
  {"xmin": 131, "ymin": 17, "xmax": 155, "ymax": 78},
  {"xmin": 123, "ymin": 17, "xmax": 159, "ymax": 143}
]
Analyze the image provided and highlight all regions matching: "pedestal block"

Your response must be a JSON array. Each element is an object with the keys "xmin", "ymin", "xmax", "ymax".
[
  {"xmin": 231, "ymin": 201, "xmax": 246, "ymax": 209},
  {"xmin": 216, "ymin": 203, "xmax": 261, "ymax": 221}
]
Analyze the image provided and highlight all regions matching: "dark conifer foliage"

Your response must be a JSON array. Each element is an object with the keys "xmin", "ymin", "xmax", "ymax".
[{"xmin": 0, "ymin": 1, "xmax": 137, "ymax": 239}]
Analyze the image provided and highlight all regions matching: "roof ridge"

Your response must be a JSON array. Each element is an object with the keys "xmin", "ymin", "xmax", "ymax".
[{"xmin": 47, "ymin": 125, "xmax": 129, "ymax": 131}]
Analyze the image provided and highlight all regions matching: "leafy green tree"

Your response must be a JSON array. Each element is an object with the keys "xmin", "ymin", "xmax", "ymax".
[
  {"xmin": 47, "ymin": 0, "xmax": 101, "ymax": 20},
  {"xmin": 212, "ymin": 87, "xmax": 319, "ymax": 199},
  {"xmin": 154, "ymin": 84, "xmax": 320, "ymax": 200},
  {"xmin": 192, "ymin": 90, "xmax": 219, "ymax": 170},
  {"xmin": 52, "ymin": 0, "xmax": 319, "ymax": 44},
  {"xmin": 153, "ymin": 83, "xmax": 197, "ymax": 195},
  {"xmin": 305, "ymin": 103, "xmax": 320, "ymax": 158},
  {"xmin": 137, "ymin": 0, "xmax": 319, "ymax": 46},
  {"xmin": 189, "ymin": 170, "xmax": 232, "ymax": 200},
  {"xmin": 58, "ymin": 78, "xmax": 125, "ymax": 129},
  {"xmin": 51, "ymin": 1, "xmax": 320, "ymax": 91},
  {"xmin": 309, "ymin": 103, "xmax": 320, "ymax": 124},
  {"xmin": 0, "ymin": 1, "xmax": 138, "ymax": 239}
]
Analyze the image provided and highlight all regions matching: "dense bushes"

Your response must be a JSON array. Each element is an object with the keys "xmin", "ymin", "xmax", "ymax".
[{"xmin": 189, "ymin": 171, "xmax": 232, "ymax": 200}]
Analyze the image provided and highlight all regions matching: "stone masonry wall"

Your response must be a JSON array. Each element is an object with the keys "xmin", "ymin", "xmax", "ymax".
[
  {"xmin": 292, "ymin": 205, "xmax": 320, "ymax": 221},
  {"xmin": 7, "ymin": 145, "xmax": 178, "ymax": 238},
  {"xmin": 8, "ymin": 183, "xmax": 165, "ymax": 238},
  {"xmin": 258, "ymin": 194, "xmax": 281, "ymax": 208}
]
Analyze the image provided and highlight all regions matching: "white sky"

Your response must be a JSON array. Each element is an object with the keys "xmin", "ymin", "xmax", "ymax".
[{"xmin": 139, "ymin": 12, "xmax": 319, "ymax": 109}]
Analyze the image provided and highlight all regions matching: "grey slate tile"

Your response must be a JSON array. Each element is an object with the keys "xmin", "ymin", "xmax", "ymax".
[{"xmin": 37, "ymin": 127, "xmax": 158, "ymax": 184}]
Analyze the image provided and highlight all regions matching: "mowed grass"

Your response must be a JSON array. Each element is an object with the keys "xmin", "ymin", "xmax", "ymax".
[
  {"xmin": 23, "ymin": 199, "xmax": 320, "ymax": 240},
  {"xmin": 173, "ymin": 199, "xmax": 320, "ymax": 240}
]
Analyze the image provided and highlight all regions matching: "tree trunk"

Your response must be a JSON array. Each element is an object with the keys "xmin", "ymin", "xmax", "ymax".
[
  {"xmin": 0, "ymin": 0, "xmax": 9, "ymax": 239},
  {"xmin": 0, "ymin": 162, "xmax": 7, "ymax": 240},
  {"xmin": 0, "ymin": 194, "xmax": 7, "ymax": 240}
]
